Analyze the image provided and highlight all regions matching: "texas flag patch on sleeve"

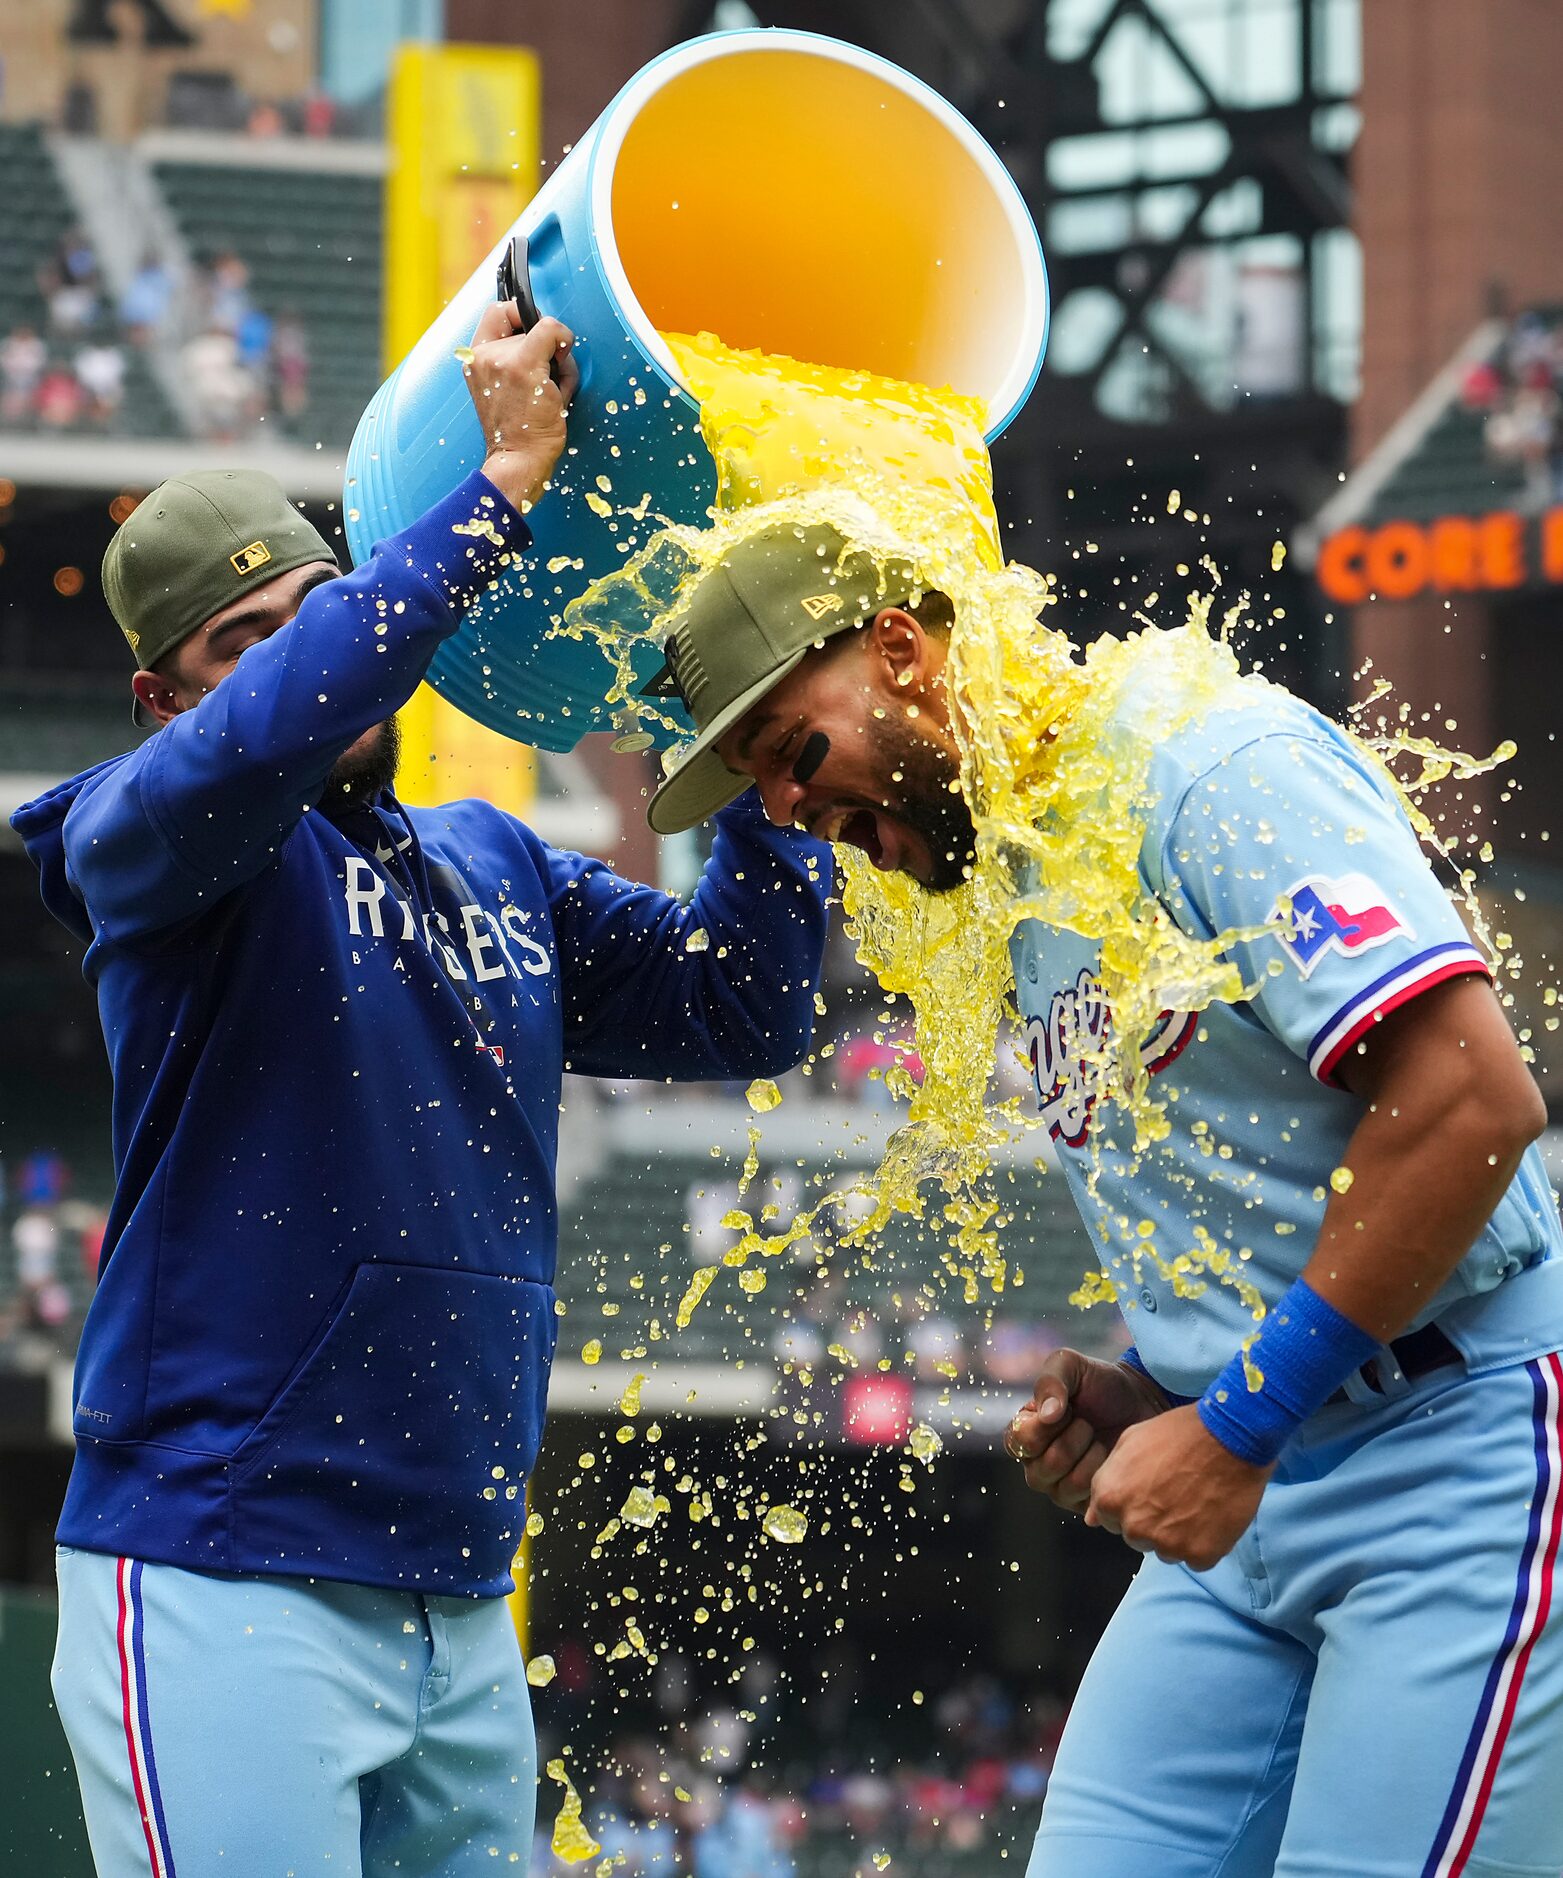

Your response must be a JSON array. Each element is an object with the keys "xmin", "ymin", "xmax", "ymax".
[
  {"xmin": 1271, "ymin": 872, "xmax": 1490, "ymax": 1082},
  {"xmin": 1276, "ymin": 873, "xmax": 1410, "ymax": 978}
]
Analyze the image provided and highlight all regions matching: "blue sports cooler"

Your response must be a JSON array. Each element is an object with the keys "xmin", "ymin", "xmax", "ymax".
[{"xmin": 344, "ymin": 28, "xmax": 1049, "ymax": 753}]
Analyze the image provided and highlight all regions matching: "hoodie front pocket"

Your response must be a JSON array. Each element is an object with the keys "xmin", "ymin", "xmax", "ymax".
[{"xmin": 231, "ymin": 1261, "xmax": 557, "ymax": 1583}]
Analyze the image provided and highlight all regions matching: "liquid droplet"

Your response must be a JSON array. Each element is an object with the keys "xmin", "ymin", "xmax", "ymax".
[
  {"xmin": 908, "ymin": 1423, "xmax": 943, "ymax": 1464},
  {"xmin": 763, "ymin": 1504, "xmax": 808, "ymax": 1544},
  {"xmin": 545, "ymin": 1759, "xmax": 600, "ymax": 1862},
  {"xmin": 620, "ymin": 1486, "xmax": 663, "ymax": 1529}
]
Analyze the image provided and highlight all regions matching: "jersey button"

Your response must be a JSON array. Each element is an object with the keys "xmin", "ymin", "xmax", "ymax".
[{"xmin": 1138, "ymin": 1286, "xmax": 1158, "ymax": 1312}]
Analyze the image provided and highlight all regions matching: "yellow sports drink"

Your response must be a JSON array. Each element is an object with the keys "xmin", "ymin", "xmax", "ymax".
[
  {"xmin": 574, "ymin": 323, "xmax": 1512, "ymax": 1339},
  {"xmin": 660, "ymin": 329, "xmax": 1001, "ymax": 565}
]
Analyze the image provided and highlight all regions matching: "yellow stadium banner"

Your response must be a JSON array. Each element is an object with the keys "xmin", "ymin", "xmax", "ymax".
[{"xmin": 383, "ymin": 40, "xmax": 541, "ymax": 815}]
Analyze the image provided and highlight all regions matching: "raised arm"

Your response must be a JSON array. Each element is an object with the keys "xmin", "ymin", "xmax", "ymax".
[
  {"xmin": 546, "ymin": 791, "xmax": 831, "ymax": 1082},
  {"xmin": 65, "ymin": 474, "xmax": 526, "ymax": 946},
  {"xmin": 66, "ymin": 312, "xmax": 576, "ymax": 948}
]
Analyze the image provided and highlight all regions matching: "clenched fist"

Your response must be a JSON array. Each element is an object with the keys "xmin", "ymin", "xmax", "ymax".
[{"xmin": 1005, "ymin": 1348, "xmax": 1169, "ymax": 1512}]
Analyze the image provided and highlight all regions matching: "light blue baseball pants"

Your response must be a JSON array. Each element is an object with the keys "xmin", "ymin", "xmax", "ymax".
[
  {"xmin": 1028, "ymin": 1353, "xmax": 1563, "ymax": 1877},
  {"xmin": 51, "ymin": 1548, "xmax": 537, "ymax": 1876}
]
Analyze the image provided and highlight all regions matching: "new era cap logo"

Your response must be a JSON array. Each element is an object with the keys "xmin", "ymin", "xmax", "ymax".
[
  {"xmin": 801, "ymin": 593, "xmax": 845, "ymax": 621},
  {"xmin": 639, "ymin": 654, "xmax": 691, "ymax": 710},
  {"xmin": 231, "ymin": 540, "xmax": 272, "ymax": 576}
]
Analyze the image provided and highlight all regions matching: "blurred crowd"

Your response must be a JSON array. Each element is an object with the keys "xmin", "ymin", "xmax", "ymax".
[
  {"xmin": 1464, "ymin": 310, "xmax": 1563, "ymax": 509},
  {"xmin": 1, "ymin": 228, "xmax": 129, "ymax": 432},
  {"xmin": 177, "ymin": 248, "xmax": 311, "ymax": 442},
  {"xmin": 0, "ymin": 1149, "xmax": 104, "ymax": 1357},
  {"xmin": 529, "ymin": 1648, "xmax": 1063, "ymax": 1875},
  {"xmin": 0, "ymin": 226, "xmax": 309, "ymax": 441}
]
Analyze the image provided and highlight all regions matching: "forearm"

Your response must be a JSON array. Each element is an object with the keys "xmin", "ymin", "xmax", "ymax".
[
  {"xmin": 1302, "ymin": 1084, "xmax": 1534, "ymax": 1342},
  {"xmin": 1198, "ymin": 987, "xmax": 1543, "ymax": 1466},
  {"xmin": 557, "ymin": 794, "xmax": 830, "ymax": 1080}
]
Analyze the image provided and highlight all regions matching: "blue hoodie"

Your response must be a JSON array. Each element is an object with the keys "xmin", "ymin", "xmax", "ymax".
[{"xmin": 12, "ymin": 470, "xmax": 829, "ymax": 1597}]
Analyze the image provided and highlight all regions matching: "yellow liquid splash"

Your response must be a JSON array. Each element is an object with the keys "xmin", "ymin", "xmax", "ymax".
[
  {"xmin": 663, "ymin": 329, "xmax": 1000, "ymax": 565},
  {"xmin": 546, "ymin": 1757, "xmax": 602, "ymax": 1863},
  {"xmin": 563, "ymin": 330, "xmax": 1507, "ymax": 1317}
]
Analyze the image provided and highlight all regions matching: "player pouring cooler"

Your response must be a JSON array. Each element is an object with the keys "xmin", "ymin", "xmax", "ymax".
[
  {"xmin": 12, "ymin": 307, "xmax": 830, "ymax": 1876},
  {"xmin": 648, "ymin": 521, "xmax": 1563, "ymax": 1877}
]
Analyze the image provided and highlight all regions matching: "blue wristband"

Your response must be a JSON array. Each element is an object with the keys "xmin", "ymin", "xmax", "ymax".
[{"xmin": 1197, "ymin": 1278, "xmax": 1380, "ymax": 1466}]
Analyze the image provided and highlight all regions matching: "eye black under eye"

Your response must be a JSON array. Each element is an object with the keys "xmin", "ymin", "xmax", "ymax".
[{"xmin": 791, "ymin": 730, "xmax": 831, "ymax": 784}]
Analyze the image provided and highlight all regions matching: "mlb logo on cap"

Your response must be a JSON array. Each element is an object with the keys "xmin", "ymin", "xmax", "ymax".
[
  {"xmin": 230, "ymin": 541, "xmax": 273, "ymax": 577},
  {"xmin": 1275, "ymin": 873, "xmax": 1411, "ymax": 978}
]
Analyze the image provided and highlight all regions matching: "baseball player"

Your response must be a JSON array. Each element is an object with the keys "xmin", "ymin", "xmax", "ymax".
[
  {"xmin": 10, "ymin": 306, "xmax": 830, "ymax": 1876},
  {"xmin": 646, "ymin": 521, "xmax": 1563, "ymax": 1875}
]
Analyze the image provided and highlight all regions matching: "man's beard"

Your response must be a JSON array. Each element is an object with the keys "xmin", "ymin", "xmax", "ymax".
[
  {"xmin": 874, "ymin": 715, "xmax": 976, "ymax": 894},
  {"xmin": 326, "ymin": 717, "xmax": 401, "ymax": 800}
]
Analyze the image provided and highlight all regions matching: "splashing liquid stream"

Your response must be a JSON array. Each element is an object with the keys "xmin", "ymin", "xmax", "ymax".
[
  {"xmin": 542, "ymin": 330, "xmax": 1519, "ymax": 1749},
  {"xmin": 565, "ymin": 329, "xmax": 1497, "ymax": 1339}
]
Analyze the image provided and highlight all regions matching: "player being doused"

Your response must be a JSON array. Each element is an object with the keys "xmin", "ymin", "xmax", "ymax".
[{"xmin": 647, "ymin": 522, "xmax": 1563, "ymax": 1875}]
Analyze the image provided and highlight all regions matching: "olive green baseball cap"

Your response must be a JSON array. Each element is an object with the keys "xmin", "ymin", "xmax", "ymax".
[
  {"xmin": 646, "ymin": 522, "xmax": 920, "ymax": 835},
  {"xmin": 104, "ymin": 469, "xmax": 337, "ymax": 724}
]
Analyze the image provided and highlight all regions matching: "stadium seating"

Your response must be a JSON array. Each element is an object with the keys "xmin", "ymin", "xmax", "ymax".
[
  {"xmin": 1364, "ymin": 309, "xmax": 1563, "ymax": 524},
  {"xmin": 1368, "ymin": 402, "xmax": 1516, "ymax": 522},
  {"xmin": 0, "ymin": 123, "xmax": 174, "ymax": 438},
  {"xmin": 0, "ymin": 125, "xmax": 67, "ymax": 340},
  {"xmin": 151, "ymin": 158, "xmax": 383, "ymax": 444},
  {"xmin": 552, "ymin": 1141, "xmax": 1100, "ymax": 1368}
]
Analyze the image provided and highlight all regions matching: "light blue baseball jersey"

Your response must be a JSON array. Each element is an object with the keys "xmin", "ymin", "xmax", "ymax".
[{"xmin": 1011, "ymin": 672, "xmax": 1563, "ymax": 1399}]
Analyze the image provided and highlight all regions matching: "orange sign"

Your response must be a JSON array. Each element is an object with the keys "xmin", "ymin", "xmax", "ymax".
[{"xmin": 1316, "ymin": 507, "xmax": 1563, "ymax": 605}]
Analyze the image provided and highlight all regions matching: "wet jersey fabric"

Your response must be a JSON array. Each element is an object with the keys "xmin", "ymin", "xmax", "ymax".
[
  {"xmin": 1010, "ymin": 677, "xmax": 1563, "ymax": 1400},
  {"xmin": 11, "ymin": 470, "xmax": 829, "ymax": 1597}
]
